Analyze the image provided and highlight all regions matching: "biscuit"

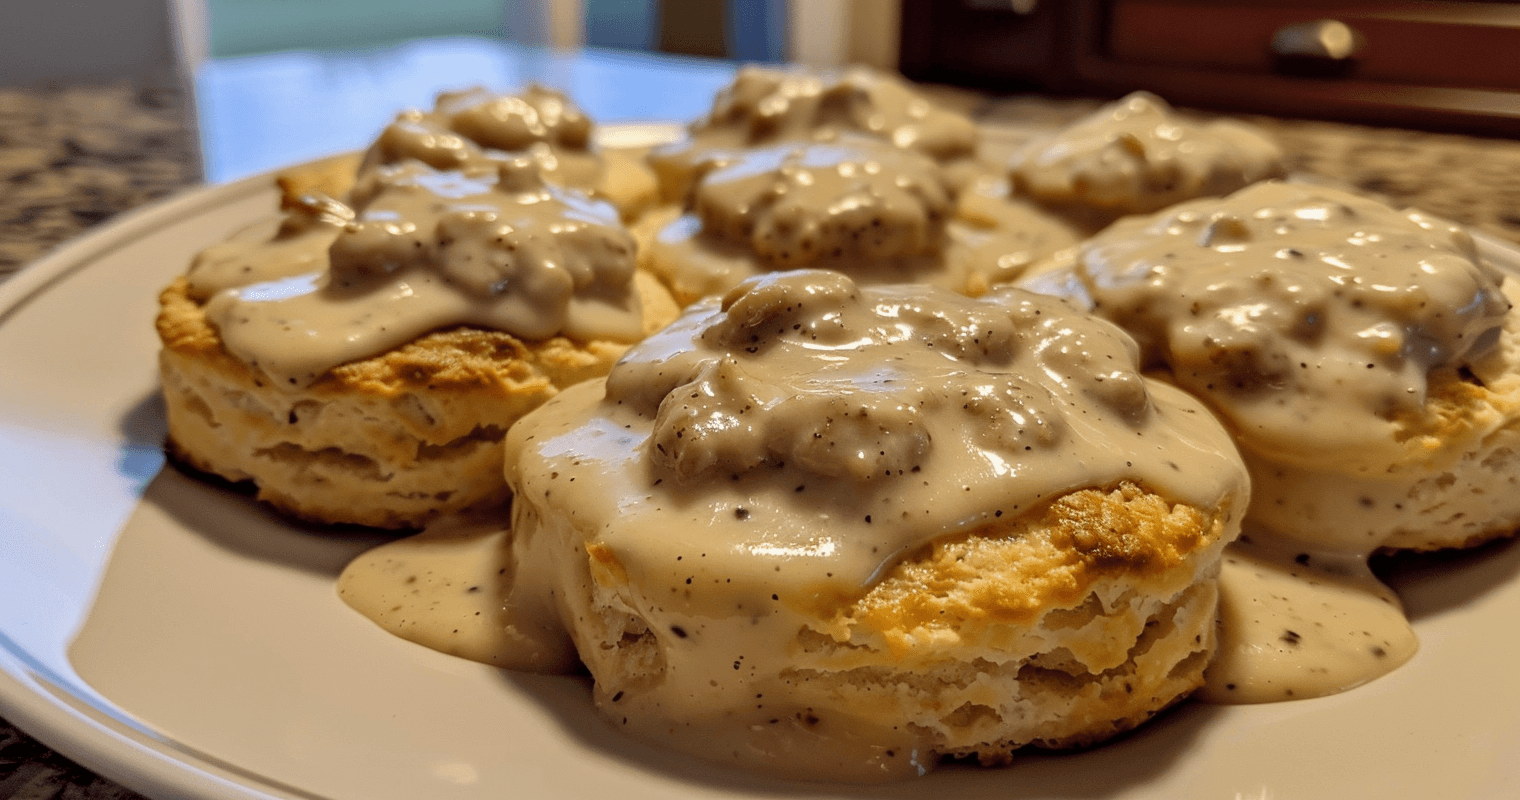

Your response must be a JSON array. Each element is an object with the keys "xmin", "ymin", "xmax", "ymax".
[
  {"xmin": 159, "ymin": 269, "xmax": 677, "ymax": 528},
  {"xmin": 160, "ymin": 149, "xmax": 680, "ymax": 528},
  {"xmin": 503, "ymin": 270, "xmax": 1248, "ymax": 777},
  {"xmin": 634, "ymin": 67, "xmax": 1079, "ymax": 304},
  {"xmin": 1247, "ymin": 277, "xmax": 1520, "ymax": 552},
  {"xmin": 1019, "ymin": 180, "xmax": 1517, "ymax": 553}
]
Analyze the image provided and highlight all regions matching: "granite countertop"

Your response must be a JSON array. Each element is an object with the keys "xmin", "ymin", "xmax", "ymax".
[
  {"xmin": 2, "ymin": 74, "xmax": 1519, "ymax": 800},
  {"xmin": 0, "ymin": 81, "xmax": 199, "ymax": 283}
]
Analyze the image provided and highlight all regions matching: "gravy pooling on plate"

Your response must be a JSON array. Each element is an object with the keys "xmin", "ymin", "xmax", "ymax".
[{"xmin": 346, "ymin": 270, "xmax": 1250, "ymax": 779}]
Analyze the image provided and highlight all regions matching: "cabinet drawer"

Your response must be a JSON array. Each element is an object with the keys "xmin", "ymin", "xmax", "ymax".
[{"xmin": 1110, "ymin": 1, "xmax": 1520, "ymax": 92}]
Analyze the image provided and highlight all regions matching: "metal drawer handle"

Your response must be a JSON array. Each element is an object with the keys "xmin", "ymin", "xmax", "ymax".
[{"xmin": 1271, "ymin": 19, "xmax": 1364, "ymax": 62}]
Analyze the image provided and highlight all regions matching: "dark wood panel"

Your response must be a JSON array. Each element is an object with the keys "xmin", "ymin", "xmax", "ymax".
[
  {"xmin": 898, "ymin": 0, "xmax": 1068, "ymax": 90},
  {"xmin": 899, "ymin": 0, "xmax": 1520, "ymax": 136},
  {"xmin": 1109, "ymin": 0, "xmax": 1520, "ymax": 92}
]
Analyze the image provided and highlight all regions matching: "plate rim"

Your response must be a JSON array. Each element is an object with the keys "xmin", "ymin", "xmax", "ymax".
[
  {"xmin": 0, "ymin": 168, "xmax": 301, "ymax": 800},
  {"xmin": 4, "ymin": 140, "xmax": 1520, "ymax": 800}
]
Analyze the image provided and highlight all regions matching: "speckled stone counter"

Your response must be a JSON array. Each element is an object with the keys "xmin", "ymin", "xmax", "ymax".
[
  {"xmin": 0, "ymin": 720, "xmax": 145, "ymax": 800},
  {"xmin": 0, "ymin": 81, "xmax": 200, "ymax": 282},
  {"xmin": 2, "ymin": 72, "xmax": 1520, "ymax": 800}
]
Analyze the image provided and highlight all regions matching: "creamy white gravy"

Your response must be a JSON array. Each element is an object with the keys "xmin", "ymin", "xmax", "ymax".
[
  {"xmin": 197, "ymin": 157, "xmax": 645, "ymax": 387},
  {"xmin": 1024, "ymin": 179, "xmax": 1511, "ymax": 703},
  {"xmin": 361, "ymin": 84, "xmax": 602, "ymax": 191},
  {"xmin": 1011, "ymin": 91, "xmax": 1285, "ymax": 216},
  {"xmin": 329, "ymin": 91, "xmax": 1510, "ymax": 772},
  {"xmin": 336, "ymin": 182, "xmax": 1513, "ymax": 777}
]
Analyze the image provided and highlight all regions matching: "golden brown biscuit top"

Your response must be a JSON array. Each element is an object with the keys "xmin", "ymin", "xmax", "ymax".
[{"xmin": 823, "ymin": 482, "xmax": 1225, "ymax": 653}]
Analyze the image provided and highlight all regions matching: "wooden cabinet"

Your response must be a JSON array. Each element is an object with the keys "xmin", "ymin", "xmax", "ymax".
[{"xmin": 898, "ymin": 0, "xmax": 1520, "ymax": 135}]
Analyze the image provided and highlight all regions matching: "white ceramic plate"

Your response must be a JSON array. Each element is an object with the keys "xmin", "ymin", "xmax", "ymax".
[{"xmin": 5, "ymin": 136, "xmax": 1520, "ymax": 800}]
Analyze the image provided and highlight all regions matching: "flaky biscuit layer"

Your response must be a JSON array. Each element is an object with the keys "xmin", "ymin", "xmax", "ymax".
[{"xmin": 555, "ymin": 482, "xmax": 1232, "ymax": 768}]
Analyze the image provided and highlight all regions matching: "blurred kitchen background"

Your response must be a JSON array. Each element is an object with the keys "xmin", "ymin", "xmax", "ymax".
[
  {"xmin": 6, "ymin": 1, "xmax": 1520, "ymax": 182},
  {"xmin": 5, "ymin": 0, "xmax": 876, "ymax": 182}
]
